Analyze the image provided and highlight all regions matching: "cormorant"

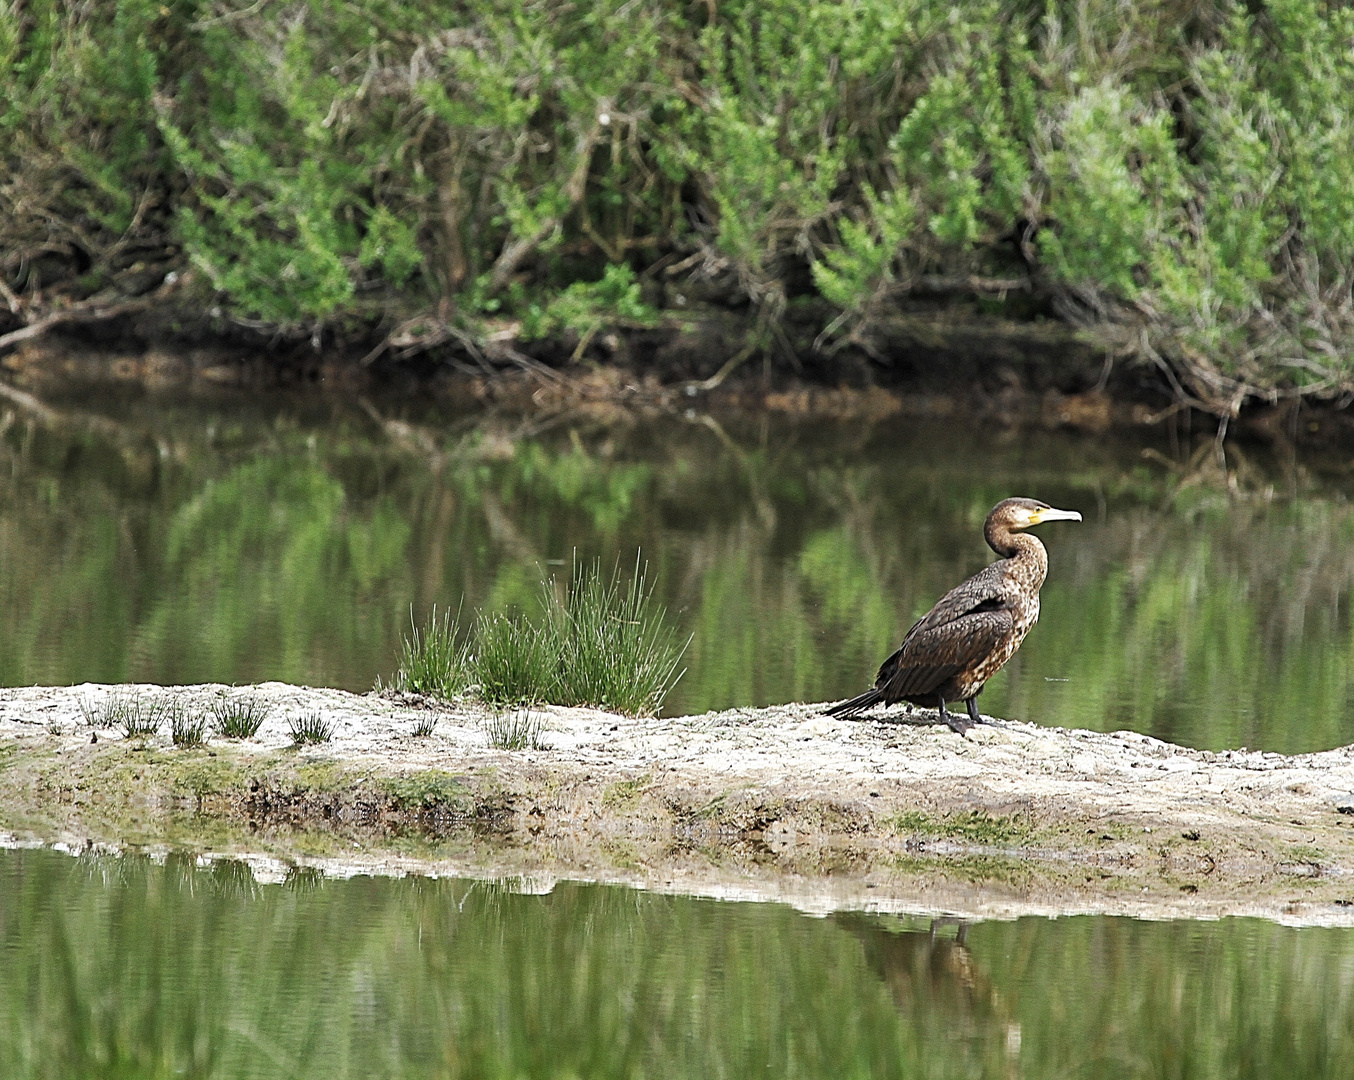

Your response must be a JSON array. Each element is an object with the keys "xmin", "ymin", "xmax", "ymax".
[{"xmin": 825, "ymin": 497, "xmax": 1082, "ymax": 735}]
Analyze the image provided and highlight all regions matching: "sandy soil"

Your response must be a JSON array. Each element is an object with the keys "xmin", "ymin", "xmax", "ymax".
[{"xmin": 4, "ymin": 682, "xmax": 1354, "ymax": 926}]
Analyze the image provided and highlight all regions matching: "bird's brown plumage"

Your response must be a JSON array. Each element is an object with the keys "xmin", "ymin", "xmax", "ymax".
[{"xmin": 825, "ymin": 497, "xmax": 1081, "ymax": 734}]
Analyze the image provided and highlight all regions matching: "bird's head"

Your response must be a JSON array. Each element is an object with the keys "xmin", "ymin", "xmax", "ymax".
[
  {"xmin": 984, "ymin": 498, "xmax": 1081, "ymax": 556},
  {"xmin": 990, "ymin": 497, "xmax": 1083, "ymax": 531}
]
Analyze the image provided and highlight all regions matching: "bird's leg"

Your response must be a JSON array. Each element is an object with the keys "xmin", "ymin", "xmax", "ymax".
[
  {"xmin": 966, "ymin": 697, "xmax": 981, "ymax": 728},
  {"xmin": 939, "ymin": 693, "xmax": 973, "ymax": 736}
]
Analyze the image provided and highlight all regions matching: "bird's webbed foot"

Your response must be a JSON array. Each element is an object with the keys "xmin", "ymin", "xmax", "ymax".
[
  {"xmin": 936, "ymin": 697, "xmax": 974, "ymax": 736},
  {"xmin": 944, "ymin": 713, "xmax": 975, "ymax": 736}
]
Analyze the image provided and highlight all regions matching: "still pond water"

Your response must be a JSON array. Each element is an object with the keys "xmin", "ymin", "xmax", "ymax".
[
  {"xmin": 2, "ymin": 384, "xmax": 1352, "ymax": 752},
  {"xmin": 5, "ymin": 384, "xmax": 1354, "ymax": 1075},
  {"xmin": 2, "ymin": 845, "xmax": 1354, "ymax": 1080}
]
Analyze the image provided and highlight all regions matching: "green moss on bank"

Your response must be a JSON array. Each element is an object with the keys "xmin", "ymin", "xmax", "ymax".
[{"xmin": 884, "ymin": 809, "xmax": 1035, "ymax": 846}]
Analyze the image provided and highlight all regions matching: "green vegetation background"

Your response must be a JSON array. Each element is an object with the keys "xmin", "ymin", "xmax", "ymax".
[{"xmin": 5, "ymin": 0, "xmax": 1354, "ymax": 408}]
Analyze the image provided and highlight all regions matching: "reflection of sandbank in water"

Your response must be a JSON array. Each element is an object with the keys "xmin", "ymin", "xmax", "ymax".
[{"xmin": 834, "ymin": 914, "xmax": 1023, "ymax": 1067}]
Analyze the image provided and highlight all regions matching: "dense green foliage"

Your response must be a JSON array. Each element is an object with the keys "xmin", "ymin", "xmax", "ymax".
[
  {"xmin": 5, "ymin": 847, "xmax": 1354, "ymax": 1078},
  {"xmin": 5, "ymin": 0, "xmax": 1354, "ymax": 407},
  {"xmin": 392, "ymin": 558, "xmax": 686, "ymax": 716}
]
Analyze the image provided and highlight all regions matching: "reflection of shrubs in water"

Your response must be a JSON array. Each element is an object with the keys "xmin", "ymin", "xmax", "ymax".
[
  {"xmin": 389, "ymin": 555, "xmax": 687, "ymax": 717},
  {"xmin": 283, "ymin": 865, "xmax": 326, "ymax": 891}
]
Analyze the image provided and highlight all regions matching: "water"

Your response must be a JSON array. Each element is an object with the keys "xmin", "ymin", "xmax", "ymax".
[
  {"xmin": 0, "ymin": 846, "xmax": 1351, "ymax": 1080},
  {"xmin": 2, "ymin": 384, "xmax": 1353, "ymax": 752}
]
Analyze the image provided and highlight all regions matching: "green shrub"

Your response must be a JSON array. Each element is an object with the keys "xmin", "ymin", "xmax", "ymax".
[
  {"xmin": 542, "ymin": 556, "xmax": 686, "ymax": 716},
  {"xmin": 9, "ymin": 0, "xmax": 1354, "ymax": 409},
  {"xmin": 472, "ymin": 612, "xmax": 558, "ymax": 708}
]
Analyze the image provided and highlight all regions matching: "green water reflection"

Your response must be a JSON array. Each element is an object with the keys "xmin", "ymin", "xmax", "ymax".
[
  {"xmin": 1, "ymin": 847, "xmax": 1352, "ymax": 1079},
  {"xmin": 2, "ymin": 388, "xmax": 1353, "ymax": 751}
]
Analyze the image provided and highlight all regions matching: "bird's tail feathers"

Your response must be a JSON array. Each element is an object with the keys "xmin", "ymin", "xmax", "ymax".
[{"xmin": 823, "ymin": 688, "xmax": 884, "ymax": 719}]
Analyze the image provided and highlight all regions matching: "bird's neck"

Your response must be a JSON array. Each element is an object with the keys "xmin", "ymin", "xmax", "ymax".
[{"xmin": 987, "ymin": 530, "xmax": 1048, "ymax": 585}]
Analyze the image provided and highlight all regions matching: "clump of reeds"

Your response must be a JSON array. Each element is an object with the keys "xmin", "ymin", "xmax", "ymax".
[
  {"xmin": 483, "ymin": 708, "xmax": 546, "ymax": 751},
  {"xmin": 389, "ymin": 555, "xmax": 686, "ymax": 718},
  {"xmin": 388, "ymin": 605, "xmax": 473, "ymax": 698},
  {"xmin": 288, "ymin": 711, "xmax": 333, "ymax": 745},
  {"xmin": 543, "ymin": 555, "xmax": 687, "ymax": 715},
  {"xmin": 209, "ymin": 691, "xmax": 270, "ymax": 739},
  {"xmin": 473, "ymin": 612, "xmax": 557, "ymax": 706},
  {"xmin": 170, "ymin": 703, "xmax": 207, "ymax": 748},
  {"xmin": 79, "ymin": 690, "xmax": 138, "ymax": 732}
]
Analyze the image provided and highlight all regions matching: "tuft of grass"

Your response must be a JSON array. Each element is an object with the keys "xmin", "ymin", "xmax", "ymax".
[
  {"xmin": 120, "ymin": 694, "xmax": 166, "ymax": 739},
  {"xmin": 170, "ymin": 703, "xmax": 207, "ymax": 748},
  {"xmin": 80, "ymin": 691, "xmax": 140, "ymax": 731},
  {"xmin": 390, "ymin": 605, "xmax": 473, "ymax": 698},
  {"xmin": 411, "ymin": 712, "xmax": 438, "ymax": 738},
  {"xmin": 288, "ymin": 712, "xmax": 334, "ymax": 746},
  {"xmin": 473, "ymin": 612, "xmax": 557, "ymax": 707},
  {"xmin": 483, "ymin": 708, "xmax": 546, "ymax": 751},
  {"xmin": 543, "ymin": 555, "xmax": 687, "ymax": 716},
  {"xmin": 389, "ymin": 554, "xmax": 688, "ymax": 716},
  {"xmin": 210, "ymin": 691, "xmax": 270, "ymax": 739}
]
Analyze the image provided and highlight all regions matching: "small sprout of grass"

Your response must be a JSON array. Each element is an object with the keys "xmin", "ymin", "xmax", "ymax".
[
  {"xmin": 81, "ymin": 690, "xmax": 139, "ymax": 731},
  {"xmin": 411, "ymin": 711, "xmax": 439, "ymax": 738},
  {"xmin": 171, "ymin": 703, "xmax": 207, "ymax": 748},
  {"xmin": 288, "ymin": 711, "xmax": 333, "ymax": 746},
  {"xmin": 77, "ymin": 694, "xmax": 102, "ymax": 727},
  {"xmin": 483, "ymin": 708, "xmax": 546, "ymax": 751},
  {"xmin": 117, "ymin": 693, "xmax": 164, "ymax": 739},
  {"xmin": 210, "ymin": 691, "xmax": 270, "ymax": 739}
]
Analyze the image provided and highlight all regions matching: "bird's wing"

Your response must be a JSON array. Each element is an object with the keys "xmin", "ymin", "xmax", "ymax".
[
  {"xmin": 902, "ymin": 566, "xmax": 1009, "ymax": 640},
  {"xmin": 875, "ymin": 573, "xmax": 1016, "ymax": 698}
]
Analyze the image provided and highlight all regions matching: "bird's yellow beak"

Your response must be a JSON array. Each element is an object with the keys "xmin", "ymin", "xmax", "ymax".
[{"xmin": 1030, "ymin": 506, "xmax": 1083, "ymax": 524}]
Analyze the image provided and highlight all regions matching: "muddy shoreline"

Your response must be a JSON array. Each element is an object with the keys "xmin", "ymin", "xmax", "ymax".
[
  {"xmin": 5, "ymin": 683, "xmax": 1354, "ymax": 925},
  {"xmin": 7, "ymin": 313, "xmax": 1354, "ymax": 453}
]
